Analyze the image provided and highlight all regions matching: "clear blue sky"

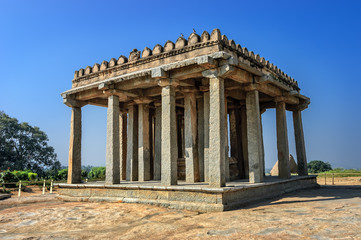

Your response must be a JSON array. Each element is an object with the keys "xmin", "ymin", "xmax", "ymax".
[{"xmin": 1, "ymin": 0, "xmax": 360, "ymax": 169}]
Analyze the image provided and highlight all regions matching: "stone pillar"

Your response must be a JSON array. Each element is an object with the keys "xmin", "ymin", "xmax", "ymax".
[
  {"xmin": 229, "ymin": 107, "xmax": 244, "ymax": 178},
  {"xmin": 203, "ymin": 91, "xmax": 210, "ymax": 182},
  {"xmin": 197, "ymin": 96, "xmax": 205, "ymax": 182},
  {"xmin": 293, "ymin": 109, "xmax": 308, "ymax": 176},
  {"xmin": 154, "ymin": 104, "xmax": 162, "ymax": 180},
  {"xmin": 209, "ymin": 77, "xmax": 226, "ymax": 187},
  {"xmin": 184, "ymin": 92, "xmax": 199, "ymax": 183},
  {"xmin": 224, "ymin": 98, "xmax": 230, "ymax": 182},
  {"xmin": 160, "ymin": 82, "xmax": 178, "ymax": 186},
  {"xmin": 119, "ymin": 112, "xmax": 127, "ymax": 180},
  {"xmin": 240, "ymin": 105, "xmax": 249, "ymax": 178},
  {"xmin": 276, "ymin": 100, "xmax": 290, "ymax": 179},
  {"xmin": 67, "ymin": 107, "xmax": 82, "ymax": 184},
  {"xmin": 106, "ymin": 95, "xmax": 120, "ymax": 184},
  {"xmin": 260, "ymin": 114, "xmax": 265, "ymax": 176},
  {"xmin": 138, "ymin": 104, "xmax": 151, "ymax": 181},
  {"xmin": 246, "ymin": 90, "xmax": 263, "ymax": 183},
  {"xmin": 126, "ymin": 105, "xmax": 138, "ymax": 181}
]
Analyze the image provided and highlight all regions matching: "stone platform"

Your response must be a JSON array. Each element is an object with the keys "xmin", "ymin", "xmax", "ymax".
[{"xmin": 57, "ymin": 175, "xmax": 318, "ymax": 212}]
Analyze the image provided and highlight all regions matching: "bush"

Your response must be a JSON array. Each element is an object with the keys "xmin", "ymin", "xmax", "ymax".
[
  {"xmin": 88, "ymin": 167, "xmax": 106, "ymax": 180},
  {"xmin": 12, "ymin": 170, "xmax": 32, "ymax": 181},
  {"xmin": 28, "ymin": 172, "xmax": 38, "ymax": 181},
  {"xmin": 308, "ymin": 160, "xmax": 332, "ymax": 173},
  {"xmin": 0, "ymin": 170, "xmax": 19, "ymax": 187},
  {"xmin": 81, "ymin": 169, "xmax": 88, "ymax": 178},
  {"xmin": 57, "ymin": 168, "xmax": 68, "ymax": 181}
]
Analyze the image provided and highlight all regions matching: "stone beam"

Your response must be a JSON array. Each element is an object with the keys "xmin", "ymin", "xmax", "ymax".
[{"xmin": 75, "ymin": 88, "xmax": 103, "ymax": 101}]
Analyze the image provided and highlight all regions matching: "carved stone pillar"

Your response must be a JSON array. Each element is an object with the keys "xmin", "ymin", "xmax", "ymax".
[
  {"xmin": 260, "ymin": 114, "xmax": 265, "ymax": 176},
  {"xmin": 138, "ymin": 103, "xmax": 151, "ymax": 181},
  {"xmin": 159, "ymin": 79, "xmax": 178, "ymax": 186},
  {"xmin": 119, "ymin": 112, "xmax": 127, "ymax": 180},
  {"xmin": 276, "ymin": 99, "xmax": 290, "ymax": 179},
  {"xmin": 224, "ymin": 97, "xmax": 230, "ymax": 182},
  {"xmin": 246, "ymin": 89, "xmax": 263, "ymax": 183},
  {"xmin": 154, "ymin": 104, "xmax": 162, "ymax": 180},
  {"xmin": 184, "ymin": 91, "xmax": 199, "ymax": 183},
  {"xmin": 293, "ymin": 109, "xmax": 308, "ymax": 176},
  {"xmin": 208, "ymin": 77, "xmax": 226, "ymax": 187},
  {"xmin": 229, "ymin": 106, "xmax": 244, "ymax": 179},
  {"xmin": 106, "ymin": 95, "xmax": 120, "ymax": 184},
  {"xmin": 126, "ymin": 104, "xmax": 138, "ymax": 181},
  {"xmin": 203, "ymin": 91, "xmax": 210, "ymax": 182},
  {"xmin": 240, "ymin": 105, "xmax": 249, "ymax": 178},
  {"xmin": 197, "ymin": 96, "xmax": 205, "ymax": 182},
  {"xmin": 67, "ymin": 107, "xmax": 82, "ymax": 184}
]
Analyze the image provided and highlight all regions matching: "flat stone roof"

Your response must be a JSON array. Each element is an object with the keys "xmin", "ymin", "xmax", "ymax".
[{"xmin": 70, "ymin": 29, "xmax": 299, "ymax": 92}]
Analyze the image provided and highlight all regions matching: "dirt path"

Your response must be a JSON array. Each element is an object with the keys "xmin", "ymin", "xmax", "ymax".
[{"xmin": 0, "ymin": 185, "xmax": 360, "ymax": 239}]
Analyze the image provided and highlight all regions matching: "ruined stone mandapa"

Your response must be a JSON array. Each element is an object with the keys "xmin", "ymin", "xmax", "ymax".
[{"xmin": 59, "ymin": 29, "xmax": 314, "ymax": 211}]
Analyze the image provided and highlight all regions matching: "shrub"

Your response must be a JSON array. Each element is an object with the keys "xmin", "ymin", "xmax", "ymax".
[
  {"xmin": 57, "ymin": 168, "xmax": 68, "ymax": 181},
  {"xmin": 0, "ymin": 170, "xmax": 19, "ymax": 187},
  {"xmin": 12, "ymin": 170, "xmax": 32, "ymax": 181},
  {"xmin": 88, "ymin": 167, "xmax": 106, "ymax": 180},
  {"xmin": 81, "ymin": 169, "xmax": 88, "ymax": 178},
  {"xmin": 28, "ymin": 172, "xmax": 37, "ymax": 181}
]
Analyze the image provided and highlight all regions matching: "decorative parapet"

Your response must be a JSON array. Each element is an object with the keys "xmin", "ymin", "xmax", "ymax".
[{"xmin": 72, "ymin": 29, "xmax": 299, "ymax": 90}]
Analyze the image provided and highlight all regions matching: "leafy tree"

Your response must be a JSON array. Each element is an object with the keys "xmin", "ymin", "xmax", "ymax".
[
  {"xmin": 308, "ymin": 160, "xmax": 332, "ymax": 173},
  {"xmin": 0, "ymin": 111, "xmax": 61, "ymax": 177}
]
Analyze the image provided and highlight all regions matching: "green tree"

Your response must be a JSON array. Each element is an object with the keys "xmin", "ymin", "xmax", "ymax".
[
  {"xmin": 0, "ymin": 111, "xmax": 61, "ymax": 177},
  {"xmin": 308, "ymin": 160, "xmax": 332, "ymax": 173}
]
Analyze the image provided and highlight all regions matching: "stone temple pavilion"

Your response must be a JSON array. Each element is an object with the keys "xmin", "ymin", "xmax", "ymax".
[{"xmin": 58, "ymin": 29, "xmax": 317, "ymax": 211}]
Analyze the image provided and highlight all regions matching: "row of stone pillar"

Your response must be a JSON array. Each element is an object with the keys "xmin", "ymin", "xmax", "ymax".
[{"xmin": 67, "ymin": 77, "xmax": 308, "ymax": 187}]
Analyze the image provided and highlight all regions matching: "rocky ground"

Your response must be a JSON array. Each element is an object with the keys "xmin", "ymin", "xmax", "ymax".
[{"xmin": 0, "ymin": 179, "xmax": 360, "ymax": 240}]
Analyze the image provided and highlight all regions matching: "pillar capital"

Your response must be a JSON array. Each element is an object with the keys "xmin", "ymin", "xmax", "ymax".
[
  {"xmin": 202, "ymin": 64, "xmax": 234, "ymax": 79},
  {"xmin": 157, "ymin": 78, "xmax": 179, "ymax": 88},
  {"xmin": 62, "ymin": 94, "xmax": 86, "ymax": 108},
  {"xmin": 274, "ymin": 96, "xmax": 287, "ymax": 103},
  {"xmin": 134, "ymin": 97, "xmax": 153, "ymax": 104},
  {"xmin": 244, "ymin": 83, "xmax": 260, "ymax": 92}
]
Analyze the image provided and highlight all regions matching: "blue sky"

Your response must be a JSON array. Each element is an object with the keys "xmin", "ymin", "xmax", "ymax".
[{"xmin": 1, "ymin": 0, "xmax": 360, "ymax": 169}]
